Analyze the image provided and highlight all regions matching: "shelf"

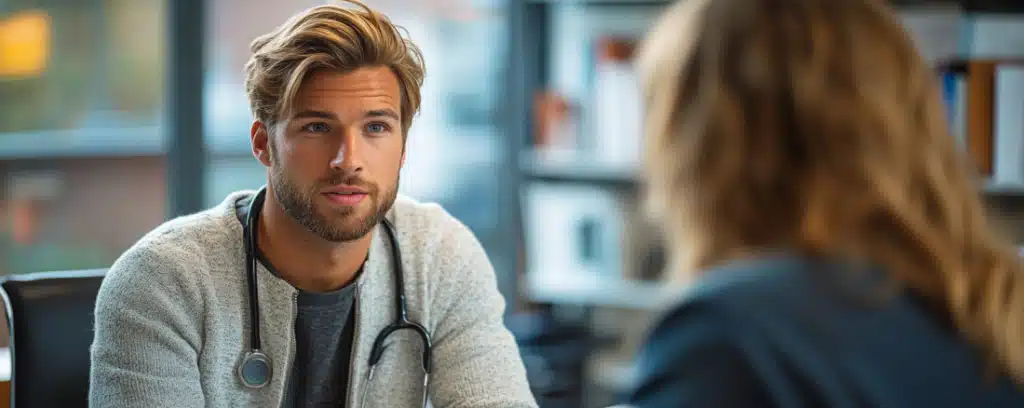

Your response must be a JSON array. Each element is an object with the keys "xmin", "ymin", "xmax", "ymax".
[
  {"xmin": 984, "ymin": 181, "xmax": 1024, "ymax": 195},
  {"xmin": 0, "ymin": 127, "xmax": 253, "ymax": 161},
  {"xmin": 519, "ymin": 157, "xmax": 1024, "ymax": 196},
  {"xmin": 0, "ymin": 127, "xmax": 164, "ymax": 160},
  {"xmin": 520, "ymin": 150, "xmax": 640, "ymax": 186},
  {"xmin": 525, "ymin": 270, "xmax": 683, "ymax": 309},
  {"xmin": 520, "ymin": 150, "xmax": 1024, "ymax": 194}
]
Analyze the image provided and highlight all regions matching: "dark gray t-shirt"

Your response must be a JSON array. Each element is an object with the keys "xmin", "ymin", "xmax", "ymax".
[
  {"xmin": 236, "ymin": 197, "xmax": 357, "ymax": 408},
  {"xmin": 270, "ymin": 262, "xmax": 357, "ymax": 408}
]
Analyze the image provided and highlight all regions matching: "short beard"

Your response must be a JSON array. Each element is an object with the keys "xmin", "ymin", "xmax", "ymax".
[{"xmin": 268, "ymin": 149, "xmax": 399, "ymax": 242}]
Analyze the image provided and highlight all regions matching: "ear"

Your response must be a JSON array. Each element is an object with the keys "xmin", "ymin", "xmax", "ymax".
[{"xmin": 251, "ymin": 121, "xmax": 273, "ymax": 167}]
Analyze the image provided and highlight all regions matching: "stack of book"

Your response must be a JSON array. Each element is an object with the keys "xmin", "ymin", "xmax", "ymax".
[{"xmin": 939, "ymin": 59, "xmax": 1024, "ymax": 185}]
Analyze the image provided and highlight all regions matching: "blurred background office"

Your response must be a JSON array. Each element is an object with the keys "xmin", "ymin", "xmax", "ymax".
[{"xmin": 0, "ymin": 0, "xmax": 1023, "ymax": 407}]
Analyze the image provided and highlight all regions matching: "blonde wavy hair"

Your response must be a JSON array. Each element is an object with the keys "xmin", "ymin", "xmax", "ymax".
[
  {"xmin": 637, "ymin": 0, "xmax": 1024, "ymax": 384},
  {"xmin": 244, "ymin": 0, "xmax": 425, "ymax": 136}
]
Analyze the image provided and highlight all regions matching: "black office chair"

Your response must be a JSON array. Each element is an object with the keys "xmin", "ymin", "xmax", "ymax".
[{"xmin": 0, "ymin": 269, "xmax": 106, "ymax": 408}]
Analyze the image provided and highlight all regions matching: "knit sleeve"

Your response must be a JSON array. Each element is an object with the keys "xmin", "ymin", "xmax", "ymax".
[
  {"xmin": 89, "ymin": 244, "xmax": 208, "ymax": 407},
  {"xmin": 424, "ymin": 211, "xmax": 538, "ymax": 408}
]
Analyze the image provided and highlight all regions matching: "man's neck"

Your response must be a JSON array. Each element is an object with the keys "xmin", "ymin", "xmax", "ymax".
[{"xmin": 256, "ymin": 193, "xmax": 372, "ymax": 293}]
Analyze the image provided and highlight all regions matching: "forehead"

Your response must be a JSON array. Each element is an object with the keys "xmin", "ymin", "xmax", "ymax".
[{"xmin": 291, "ymin": 66, "xmax": 401, "ymax": 114}]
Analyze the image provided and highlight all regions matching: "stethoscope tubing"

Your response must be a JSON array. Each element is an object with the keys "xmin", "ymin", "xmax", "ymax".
[{"xmin": 238, "ymin": 186, "xmax": 432, "ymax": 400}]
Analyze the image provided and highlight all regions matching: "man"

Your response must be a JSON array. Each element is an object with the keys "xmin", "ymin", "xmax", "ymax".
[{"xmin": 88, "ymin": 2, "xmax": 537, "ymax": 407}]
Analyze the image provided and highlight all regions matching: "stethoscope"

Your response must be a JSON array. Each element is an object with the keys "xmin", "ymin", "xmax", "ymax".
[{"xmin": 237, "ymin": 186, "xmax": 432, "ymax": 407}]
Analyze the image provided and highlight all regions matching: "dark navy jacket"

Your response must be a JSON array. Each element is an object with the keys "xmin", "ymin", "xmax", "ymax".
[{"xmin": 626, "ymin": 255, "xmax": 1024, "ymax": 408}]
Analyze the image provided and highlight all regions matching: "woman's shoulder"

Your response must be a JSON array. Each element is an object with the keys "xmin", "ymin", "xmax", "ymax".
[
  {"xmin": 631, "ymin": 254, "xmax": 1024, "ymax": 408},
  {"xmin": 679, "ymin": 254, "xmax": 842, "ymax": 311}
]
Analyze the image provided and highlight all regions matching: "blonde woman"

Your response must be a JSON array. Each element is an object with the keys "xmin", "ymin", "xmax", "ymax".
[{"xmin": 626, "ymin": 0, "xmax": 1024, "ymax": 406}]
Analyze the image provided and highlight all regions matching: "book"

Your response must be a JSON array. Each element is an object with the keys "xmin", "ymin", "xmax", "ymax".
[{"xmin": 993, "ymin": 65, "xmax": 1024, "ymax": 184}]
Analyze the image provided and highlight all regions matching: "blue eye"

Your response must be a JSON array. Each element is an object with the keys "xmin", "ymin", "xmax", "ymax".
[
  {"xmin": 302, "ymin": 122, "xmax": 330, "ymax": 133},
  {"xmin": 366, "ymin": 123, "xmax": 391, "ymax": 134}
]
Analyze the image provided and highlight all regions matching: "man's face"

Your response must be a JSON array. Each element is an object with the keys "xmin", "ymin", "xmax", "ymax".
[{"xmin": 256, "ymin": 66, "xmax": 405, "ymax": 242}]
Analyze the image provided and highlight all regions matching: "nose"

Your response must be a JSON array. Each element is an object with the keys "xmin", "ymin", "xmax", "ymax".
[{"xmin": 329, "ymin": 129, "xmax": 364, "ymax": 173}]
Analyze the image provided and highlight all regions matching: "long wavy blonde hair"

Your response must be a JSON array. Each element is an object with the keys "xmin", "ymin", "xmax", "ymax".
[{"xmin": 637, "ymin": 0, "xmax": 1024, "ymax": 384}]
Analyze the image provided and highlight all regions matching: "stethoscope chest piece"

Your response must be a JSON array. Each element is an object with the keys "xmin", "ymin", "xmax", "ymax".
[{"xmin": 238, "ymin": 350, "xmax": 273, "ymax": 388}]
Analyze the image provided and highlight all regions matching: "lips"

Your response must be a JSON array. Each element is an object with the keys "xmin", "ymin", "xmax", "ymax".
[
  {"xmin": 323, "ymin": 191, "xmax": 367, "ymax": 206},
  {"xmin": 323, "ymin": 191, "xmax": 365, "ymax": 197},
  {"xmin": 322, "ymin": 185, "xmax": 368, "ymax": 195}
]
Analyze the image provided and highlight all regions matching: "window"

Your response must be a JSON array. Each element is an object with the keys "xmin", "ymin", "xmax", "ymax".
[{"xmin": 0, "ymin": 0, "xmax": 167, "ymax": 277}]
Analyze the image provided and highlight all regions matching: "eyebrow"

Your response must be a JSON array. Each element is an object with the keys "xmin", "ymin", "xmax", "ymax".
[
  {"xmin": 291, "ymin": 110, "xmax": 337, "ymax": 120},
  {"xmin": 366, "ymin": 109, "xmax": 400, "ymax": 121}
]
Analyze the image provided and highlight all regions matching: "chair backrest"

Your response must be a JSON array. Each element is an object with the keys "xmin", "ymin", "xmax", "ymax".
[{"xmin": 0, "ymin": 269, "xmax": 106, "ymax": 408}]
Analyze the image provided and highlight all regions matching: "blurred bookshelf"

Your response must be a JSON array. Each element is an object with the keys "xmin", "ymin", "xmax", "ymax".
[
  {"xmin": 520, "ymin": 150, "xmax": 638, "ymax": 186},
  {"xmin": 524, "ymin": 269, "xmax": 681, "ymax": 310},
  {"xmin": 505, "ymin": 0, "xmax": 1024, "ymax": 405}
]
